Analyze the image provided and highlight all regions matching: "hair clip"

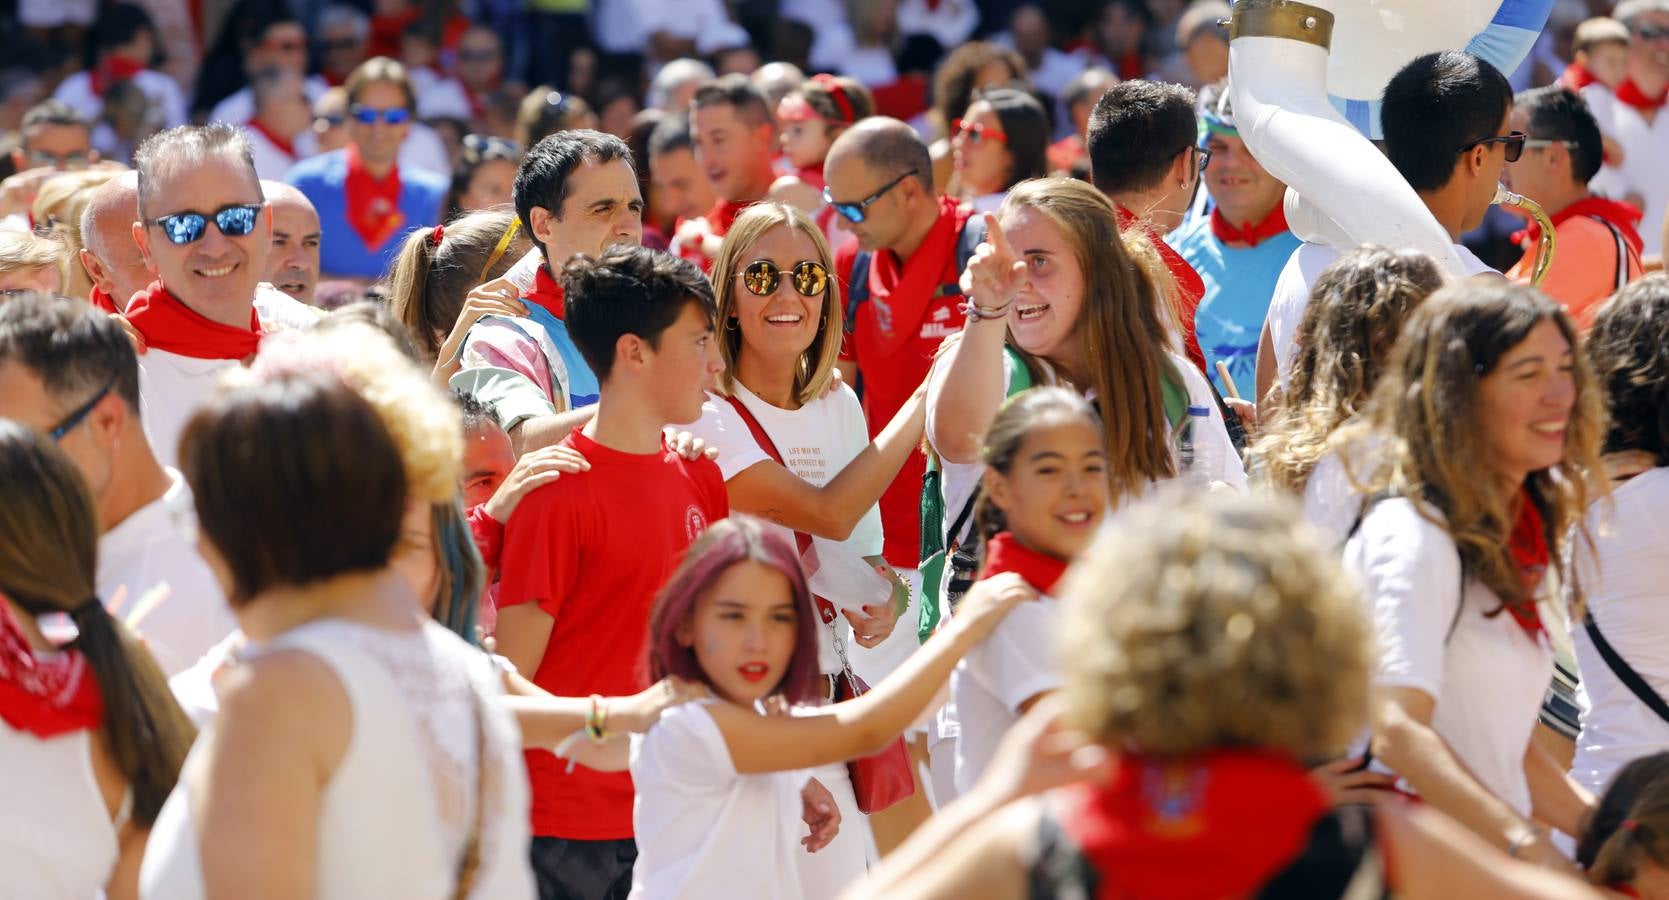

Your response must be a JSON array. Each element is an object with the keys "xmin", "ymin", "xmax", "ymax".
[
  {"xmin": 1625, "ymin": 818, "xmax": 1641, "ymax": 833},
  {"xmin": 430, "ymin": 223, "xmax": 445, "ymax": 246}
]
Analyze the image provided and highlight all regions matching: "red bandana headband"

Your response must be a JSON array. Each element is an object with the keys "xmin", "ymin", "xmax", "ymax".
[{"xmin": 812, "ymin": 74, "xmax": 856, "ymax": 123}]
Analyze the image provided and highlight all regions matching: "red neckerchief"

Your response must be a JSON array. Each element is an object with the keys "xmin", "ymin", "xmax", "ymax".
[
  {"xmin": 1557, "ymin": 62, "xmax": 1597, "ymax": 93},
  {"xmin": 0, "ymin": 595, "xmax": 103, "ymax": 738},
  {"xmin": 125, "ymin": 280, "xmax": 262, "ymax": 360},
  {"xmin": 343, "ymin": 143, "xmax": 406, "ymax": 251},
  {"xmin": 1512, "ymin": 195, "xmax": 1645, "ymax": 257},
  {"xmin": 89, "ymin": 286, "xmax": 119, "ymax": 314},
  {"xmin": 1210, "ymin": 203, "xmax": 1289, "ymax": 248},
  {"xmin": 1057, "ymin": 748, "xmax": 1331, "ymax": 899},
  {"xmin": 525, "ymin": 265, "xmax": 565, "ymax": 320},
  {"xmin": 1505, "ymin": 488, "xmax": 1549, "ymax": 641},
  {"xmin": 858, "ymin": 195, "xmax": 970, "ymax": 362},
  {"xmin": 1616, "ymin": 78, "xmax": 1669, "ymax": 112},
  {"xmin": 247, "ymin": 116, "xmax": 296, "ymax": 159},
  {"xmin": 981, "ymin": 532, "xmax": 1069, "ymax": 595},
  {"xmin": 705, "ymin": 197, "xmax": 756, "ymax": 239},
  {"xmin": 90, "ymin": 56, "xmax": 144, "ymax": 97},
  {"xmin": 795, "ymin": 164, "xmax": 826, "ymax": 192},
  {"xmin": 1116, "ymin": 204, "xmax": 1207, "ymax": 373}
]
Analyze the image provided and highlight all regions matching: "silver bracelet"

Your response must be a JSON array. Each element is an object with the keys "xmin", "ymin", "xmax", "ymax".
[
  {"xmin": 1506, "ymin": 826, "xmax": 1538, "ymax": 858},
  {"xmin": 959, "ymin": 299, "xmax": 1012, "ymax": 321}
]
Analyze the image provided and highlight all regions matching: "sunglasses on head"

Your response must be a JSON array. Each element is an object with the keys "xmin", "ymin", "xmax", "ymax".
[
  {"xmin": 823, "ymin": 169, "xmax": 917, "ymax": 224},
  {"xmin": 1457, "ymin": 131, "xmax": 1527, "ymax": 163},
  {"xmin": 50, "ymin": 375, "xmax": 117, "ymax": 443},
  {"xmin": 463, "ymin": 133, "xmax": 520, "ymax": 158},
  {"xmin": 740, "ymin": 259, "xmax": 829, "ymax": 298},
  {"xmin": 350, "ymin": 105, "xmax": 411, "ymax": 126},
  {"xmin": 147, "ymin": 203, "xmax": 264, "ymax": 245},
  {"xmin": 952, "ymin": 118, "xmax": 1008, "ymax": 145}
]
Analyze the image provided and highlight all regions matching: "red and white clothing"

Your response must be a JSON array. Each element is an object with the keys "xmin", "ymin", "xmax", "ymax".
[
  {"xmin": 835, "ymin": 195, "xmax": 973, "ymax": 569},
  {"xmin": 53, "ymin": 67, "xmax": 187, "ymax": 133},
  {"xmin": 209, "ymin": 76, "xmax": 331, "ymax": 127},
  {"xmin": 497, "ymin": 429, "xmax": 728, "ymax": 840},
  {"xmin": 1584, "ymin": 83, "xmax": 1669, "ymax": 257},
  {"xmin": 1571, "ymin": 467, "xmax": 1669, "ymax": 794},
  {"xmin": 98, "ymin": 469, "xmax": 234, "ymax": 677},
  {"xmin": 243, "ymin": 120, "xmax": 319, "ymax": 181}
]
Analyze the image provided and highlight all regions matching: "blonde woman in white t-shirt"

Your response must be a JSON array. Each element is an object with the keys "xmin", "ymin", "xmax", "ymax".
[{"xmin": 1331, "ymin": 281, "xmax": 1606, "ymax": 868}]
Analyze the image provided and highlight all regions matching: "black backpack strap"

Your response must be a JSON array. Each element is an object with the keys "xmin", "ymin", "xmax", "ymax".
[
  {"xmin": 1586, "ymin": 612, "xmax": 1669, "ymax": 723},
  {"xmin": 843, "ymin": 250, "xmax": 873, "ymax": 335},
  {"xmin": 1595, "ymin": 217, "xmax": 1634, "ymax": 293},
  {"xmin": 945, "ymin": 483, "xmax": 980, "ymax": 551},
  {"xmin": 929, "ymin": 213, "xmax": 990, "ymax": 300}
]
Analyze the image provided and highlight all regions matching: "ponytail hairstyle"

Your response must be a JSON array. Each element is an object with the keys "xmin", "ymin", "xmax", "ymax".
[
  {"xmin": 0, "ymin": 420, "xmax": 195, "ymax": 826},
  {"xmin": 972, "ymin": 386, "xmax": 1102, "ymax": 549},
  {"xmin": 1580, "ymin": 752, "xmax": 1669, "ymax": 886},
  {"xmin": 386, "ymin": 209, "xmax": 532, "ymax": 361}
]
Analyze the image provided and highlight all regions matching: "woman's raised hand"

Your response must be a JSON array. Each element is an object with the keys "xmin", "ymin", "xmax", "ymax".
[
  {"xmin": 431, "ymin": 276, "xmax": 529, "ymax": 382},
  {"xmin": 958, "ymin": 212, "xmax": 1028, "ymax": 313}
]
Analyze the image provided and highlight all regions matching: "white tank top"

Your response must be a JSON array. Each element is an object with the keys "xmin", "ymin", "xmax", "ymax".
[
  {"xmin": 139, "ymin": 619, "xmax": 535, "ymax": 899},
  {"xmin": 0, "ymin": 724, "xmax": 119, "ymax": 898}
]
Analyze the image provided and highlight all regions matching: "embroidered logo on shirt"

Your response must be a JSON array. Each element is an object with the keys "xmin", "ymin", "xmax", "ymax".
[{"xmin": 684, "ymin": 505, "xmax": 709, "ymax": 543}]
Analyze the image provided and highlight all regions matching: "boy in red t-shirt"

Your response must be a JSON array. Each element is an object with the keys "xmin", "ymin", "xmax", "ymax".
[{"xmin": 495, "ymin": 244, "xmax": 729, "ymax": 898}]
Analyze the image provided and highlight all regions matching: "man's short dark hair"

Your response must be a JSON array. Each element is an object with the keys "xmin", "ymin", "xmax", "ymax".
[
  {"xmin": 450, "ymin": 388, "xmax": 499, "ymax": 431},
  {"xmin": 647, "ymin": 112, "xmax": 695, "ymax": 159},
  {"xmin": 1087, "ymin": 80, "xmax": 1198, "ymax": 195},
  {"xmin": 0, "ymin": 293, "xmax": 142, "ymax": 412},
  {"xmin": 1516, "ymin": 85, "xmax": 1605, "ymax": 184},
  {"xmin": 21, "ymin": 99, "xmax": 90, "ymax": 134},
  {"xmin": 561, "ymin": 245, "xmax": 716, "ymax": 382},
  {"xmin": 1381, "ymin": 51, "xmax": 1513, "ymax": 193},
  {"xmin": 691, "ymin": 74, "xmax": 773, "ymax": 129},
  {"xmin": 513, "ymin": 129, "xmax": 634, "ymax": 243}
]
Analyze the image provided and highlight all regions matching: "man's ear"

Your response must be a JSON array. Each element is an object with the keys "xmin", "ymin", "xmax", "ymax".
[
  {"xmin": 1171, "ymin": 146, "xmax": 1194, "ymax": 189},
  {"xmin": 615, "ymin": 332, "xmax": 649, "ymax": 374},
  {"xmin": 131, "ymin": 220, "xmax": 159, "ymax": 275},
  {"xmin": 529, "ymin": 205, "xmax": 556, "ymax": 250},
  {"xmin": 85, "ymin": 392, "xmax": 127, "ymax": 452},
  {"xmin": 79, "ymin": 248, "xmax": 112, "ymax": 294}
]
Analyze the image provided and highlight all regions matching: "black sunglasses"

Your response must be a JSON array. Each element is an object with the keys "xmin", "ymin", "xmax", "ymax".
[
  {"xmin": 1457, "ymin": 131, "xmax": 1527, "ymax": 163},
  {"xmin": 823, "ymin": 169, "xmax": 917, "ymax": 224},
  {"xmin": 740, "ymin": 259, "xmax": 829, "ymax": 298},
  {"xmin": 1193, "ymin": 146, "xmax": 1212, "ymax": 174},
  {"xmin": 50, "ymin": 375, "xmax": 117, "ymax": 442},
  {"xmin": 147, "ymin": 203, "xmax": 265, "ymax": 245},
  {"xmin": 463, "ymin": 133, "xmax": 520, "ymax": 159}
]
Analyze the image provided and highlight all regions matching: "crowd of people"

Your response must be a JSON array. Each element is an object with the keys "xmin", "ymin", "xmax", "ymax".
[{"xmin": 2, "ymin": 0, "xmax": 1669, "ymax": 898}]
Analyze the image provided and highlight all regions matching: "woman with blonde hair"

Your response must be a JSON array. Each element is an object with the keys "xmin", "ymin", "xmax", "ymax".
[
  {"xmin": 30, "ymin": 169, "xmax": 119, "ymax": 299},
  {"xmin": 1331, "ymin": 281, "xmax": 1606, "ymax": 867},
  {"xmin": 0, "ymin": 421, "xmax": 195, "ymax": 900},
  {"xmin": 0, "ymin": 228, "xmax": 68, "ymax": 295},
  {"xmin": 683, "ymin": 201, "xmax": 937, "ymax": 864},
  {"xmin": 384, "ymin": 208, "xmax": 532, "ymax": 380},
  {"xmin": 846, "ymin": 492, "xmax": 1604, "ymax": 899}
]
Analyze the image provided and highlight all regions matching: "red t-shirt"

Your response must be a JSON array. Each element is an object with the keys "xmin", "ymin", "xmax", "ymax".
[
  {"xmin": 497, "ymin": 429, "xmax": 729, "ymax": 840},
  {"xmin": 836, "ymin": 197, "xmax": 972, "ymax": 568}
]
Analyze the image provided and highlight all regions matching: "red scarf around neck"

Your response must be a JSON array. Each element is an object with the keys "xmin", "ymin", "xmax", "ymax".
[
  {"xmin": 1056, "ymin": 748, "xmax": 1331, "ymax": 900},
  {"xmin": 858, "ymin": 195, "xmax": 969, "ymax": 362},
  {"xmin": 1558, "ymin": 62, "xmax": 1597, "ymax": 93},
  {"xmin": 125, "ymin": 281, "xmax": 262, "ymax": 360},
  {"xmin": 247, "ymin": 116, "xmax": 296, "ymax": 159},
  {"xmin": 1512, "ymin": 195, "xmax": 1645, "ymax": 257},
  {"xmin": 1617, "ymin": 78, "xmax": 1669, "ymax": 112},
  {"xmin": 981, "ymin": 532, "xmax": 1070, "ymax": 595},
  {"xmin": 1210, "ymin": 203, "xmax": 1289, "ymax": 248},
  {"xmin": 706, "ymin": 197, "xmax": 756, "ymax": 239},
  {"xmin": 795, "ymin": 164, "xmax": 826, "ymax": 192},
  {"xmin": 525, "ymin": 265, "xmax": 565, "ymax": 320},
  {"xmin": 1505, "ymin": 488, "xmax": 1550, "ymax": 641},
  {"xmin": 343, "ymin": 143, "xmax": 405, "ymax": 251},
  {"xmin": 88, "ymin": 286, "xmax": 119, "ymax": 315},
  {"xmin": 90, "ymin": 56, "xmax": 145, "ymax": 97},
  {"xmin": 0, "ymin": 595, "xmax": 103, "ymax": 739}
]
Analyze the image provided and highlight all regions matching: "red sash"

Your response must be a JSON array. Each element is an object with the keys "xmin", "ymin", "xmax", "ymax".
[
  {"xmin": 343, "ymin": 144, "xmax": 406, "ymax": 251},
  {"xmin": 125, "ymin": 281, "xmax": 262, "ymax": 360}
]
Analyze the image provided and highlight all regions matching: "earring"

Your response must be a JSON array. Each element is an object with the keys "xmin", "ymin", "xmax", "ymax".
[{"xmin": 726, "ymin": 318, "xmax": 739, "ymax": 331}]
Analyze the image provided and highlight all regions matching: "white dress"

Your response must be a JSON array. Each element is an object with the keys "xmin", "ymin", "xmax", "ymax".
[{"xmin": 139, "ymin": 619, "xmax": 535, "ymax": 899}]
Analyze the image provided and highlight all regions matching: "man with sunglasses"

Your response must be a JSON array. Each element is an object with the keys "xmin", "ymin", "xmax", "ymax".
[
  {"xmin": 204, "ymin": 16, "xmax": 328, "ymax": 126},
  {"xmin": 0, "ymin": 100, "xmax": 100, "ymax": 231},
  {"xmin": 285, "ymin": 57, "xmax": 447, "ymax": 281},
  {"xmin": 0, "ymin": 294, "xmax": 234, "ymax": 676},
  {"xmin": 1086, "ymin": 78, "xmax": 1208, "ymax": 375},
  {"xmin": 1503, "ymin": 86, "xmax": 1646, "ymax": 324},
  {"xmin": 1256, "ymin": 51, "xmax": 1508, "ymax": 405},
  {"xmin": 124, "ymin": 123, "xmax": 317, "ymax": 468},
  {"xmin": 1584, "ymin": 0, "xmax": 1669, "ymax": 261}
]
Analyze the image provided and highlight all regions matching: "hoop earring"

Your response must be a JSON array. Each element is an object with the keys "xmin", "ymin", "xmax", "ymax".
[{"xmin": 726, "ymin": 318, "xmax": 739, "ymax": 331}]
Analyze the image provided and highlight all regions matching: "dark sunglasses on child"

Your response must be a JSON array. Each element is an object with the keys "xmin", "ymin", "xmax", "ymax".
[
  {"xmin": 146, "ymin": 203, "xmax": 265, "ymax": 245},
  {"xmin": 740, "ymin": 259, "xmax": 829, "ymax": 297}
]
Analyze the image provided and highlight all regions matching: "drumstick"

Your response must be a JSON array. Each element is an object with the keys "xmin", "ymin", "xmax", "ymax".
[{"xmin": 1215, "ymin": 360, "xmax": 1242, "ymax": 401}]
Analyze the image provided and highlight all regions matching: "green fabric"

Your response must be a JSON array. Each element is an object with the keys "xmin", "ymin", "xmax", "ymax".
[
  {"xmin": 916, "ymin": 346, "xmax": 1034, "ymax": 643},
  {"xmin": 1160, "ymin": 359, "xmax": 1190, "ymax": 443},
  {"xmin": 448, "ymin": 365, "xmax": 558, "ymax": 431}
]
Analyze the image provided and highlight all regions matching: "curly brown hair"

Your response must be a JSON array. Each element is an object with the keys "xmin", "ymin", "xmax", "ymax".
[
  {"xmin": 1250, "ymin": 245, "xmax": 1444, "ymax": 495},
  {"xmin": 1586, "ymin": 274, "xmax": 1669, "ymax": 465},
  {"xmin": 931, "ymin": 42, "xmax": 1027, "ymax": 138},
  {"xmin": 1059, "ymin": 490, "xmax": 1373, "ymax": 758}
]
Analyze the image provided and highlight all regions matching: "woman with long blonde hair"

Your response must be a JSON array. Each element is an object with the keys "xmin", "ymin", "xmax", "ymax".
[{"xmin": 1331, "ymin": 281, "xmax": 1606, "ymax": 867}]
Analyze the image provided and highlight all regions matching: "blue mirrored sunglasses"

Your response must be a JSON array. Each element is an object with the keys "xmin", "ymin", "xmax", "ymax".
[
  {"xmin": 147, "ymin": 203, "xmax": 264, "ymax": 245},
  {"xmin": 823, "ymin": 169, "xmax": 917, "ymax": 224},
  {"xmin": 351, "ymin": 105, "xmax": 411, "ymax": 125}
]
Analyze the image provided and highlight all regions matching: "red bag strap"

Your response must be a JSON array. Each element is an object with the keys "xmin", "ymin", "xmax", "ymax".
[{"xmin": 721, "ymin": 394, "xmax": 839, "ymax": 625}]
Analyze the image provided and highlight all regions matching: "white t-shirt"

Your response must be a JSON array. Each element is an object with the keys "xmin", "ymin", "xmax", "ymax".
[
  {"xmin": 951, "ymin": 595, "xmax": 1061, "ymax": 794},
  {"xmin": 0, "ymin": 724, "xmax": 118, "ymax": 899},
  {"xmin": 208, "ymin": 76, "xmax": 331, "ymax": 127},
  {"xmin": 53, "ymin": 69, "xmax": 187, "ymax": 132},
  {"xmin": 1267, "ymin": 242, "xmax": 1497, "ymax": 386},
  {"xmin": 1584, "ymin": 85, "xmax": 1669, "ymax": 258},
  {"xmin": 1344, "ymin": 498, "xmax": 1553, "ymax": 817},
  {"xmin": 97, "ymin": 468, "xmax": 235, "ymax": 677},
  {"xmin": 629, "ymin": 701, "xmax": 815, "ymax": 900},
  {"xmin": 1299, "ymin": 434, "xmax": 1389, "ymax": 548},
  {"xmin": 1570, "ymin": 467, "xmax": 1669, "ymax": 793},
  {"xmin": 243, "ymin": 123, "xmax": 319, "ymax": 182},
  {"xmin": 685, "ymin": 382, "xmax": 884, "ymax": 673}
]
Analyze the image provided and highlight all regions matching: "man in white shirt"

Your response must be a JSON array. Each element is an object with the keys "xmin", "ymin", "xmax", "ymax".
[
  {"xmin": 241, "ymin": 69, "xmax": 319, "ymax": 181},
  {"xmin": 1256, "ymin": 51, "xmax": 1511, "ymax": 402},
  {"xmin": 0, "ymin": 295, "xmax": 234, "ymax": 676},
  {"xmin": 1584, "ymin": 0, "xmax": 1669, "ymax": 261},
  {"xmin": 205, "ymin": 16, "xmax": 329, "ymax": 126}
]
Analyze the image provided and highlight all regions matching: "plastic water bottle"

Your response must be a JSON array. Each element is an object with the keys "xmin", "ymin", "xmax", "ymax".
[{"xmin": 1183, "ymin": 404, "xmax": 1217, "ymax": 488}]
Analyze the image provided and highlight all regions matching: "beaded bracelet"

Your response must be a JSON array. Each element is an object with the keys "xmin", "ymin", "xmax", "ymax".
[{"xmin": 960, "ymin": 298, "xmax": 1012, "ymax": 321}]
